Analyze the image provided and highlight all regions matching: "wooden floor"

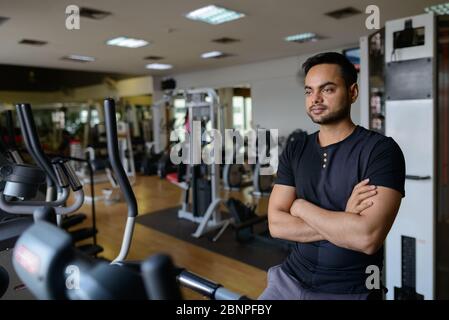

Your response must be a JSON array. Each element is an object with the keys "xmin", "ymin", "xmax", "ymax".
[{"xmin": 74, "ymin": 175, "xmax": 269, "ymax": 299}]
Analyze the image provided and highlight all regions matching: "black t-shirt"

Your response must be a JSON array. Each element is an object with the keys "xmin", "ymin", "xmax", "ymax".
[{"xmin": 276, "ymin": 125, "xmax": 405, "ymax": 294}]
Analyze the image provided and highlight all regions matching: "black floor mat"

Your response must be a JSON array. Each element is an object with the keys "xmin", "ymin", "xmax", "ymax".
[{"xmin": 136, "ymin": 207, "xmax": 291, "ymax": 271}]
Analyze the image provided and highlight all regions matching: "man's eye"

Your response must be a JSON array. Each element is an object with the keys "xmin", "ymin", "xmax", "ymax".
[
  {"xmin": 323, "ymin": 87, "xmax": 334, "ymax": 93},
  {"xmin": 305, "ymin": 91, "xmax": 312, "ymax": 95}
]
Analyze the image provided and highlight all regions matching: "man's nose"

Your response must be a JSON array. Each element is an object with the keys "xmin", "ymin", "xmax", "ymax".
[{"xmin": 311, "ymin": 91, "xmax": 323, "ymax": 104}]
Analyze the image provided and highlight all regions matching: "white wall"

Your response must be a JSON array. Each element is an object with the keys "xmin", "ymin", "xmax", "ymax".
[{"xmin": 165, "ymin": 49, "xmax": 361, "ymax": 137}]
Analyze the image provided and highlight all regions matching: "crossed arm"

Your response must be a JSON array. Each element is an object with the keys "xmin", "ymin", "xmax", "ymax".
[{"xmin": 267, "ymin": 182, "xmax": 402, "ymax": 255}]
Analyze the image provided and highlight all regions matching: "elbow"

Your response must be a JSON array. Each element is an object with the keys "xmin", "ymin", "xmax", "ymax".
[
  {"xmin": 362, "ymin": 245, "xmax": 379, "ymax": 256},
  {"xmin": 267, "ymin": 210, "xmax": 280, "ymax": 238},
  {"xmin": 359, "ymin": 234, "xmax": 383, "ymax": 255},
  {"xmin": 267, "ymin": 218, "xmax": 278, "ymax": 238},
  {"xmin": 268, "ymin": 224, "xmax": 277, "ymax": 238},
  {"xmin": 268, "ymin": 222, "xmax": 282, "ymax": 239}
]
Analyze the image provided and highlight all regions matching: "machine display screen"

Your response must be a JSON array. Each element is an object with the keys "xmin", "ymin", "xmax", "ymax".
[{"xmin": 393, "ymin": 26, "xmax": 425, "ymax": 49}]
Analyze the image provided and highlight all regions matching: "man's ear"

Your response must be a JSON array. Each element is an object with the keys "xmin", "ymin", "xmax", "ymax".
[{"xmin": 349, "ymin": 83, "xmax": 359, "ymax": 104}]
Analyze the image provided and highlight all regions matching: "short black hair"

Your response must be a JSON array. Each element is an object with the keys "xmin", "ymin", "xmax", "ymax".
[{"xmin": 302, "ymin": 52, "xmax": 358, "ymax": 87}]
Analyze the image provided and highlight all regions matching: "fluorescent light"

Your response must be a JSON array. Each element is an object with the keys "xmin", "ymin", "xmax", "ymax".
[
  {"xmin": 67, "ymin": 54, "xmax": 95, "ymax": 62},
  {"xmin": 285, "ymin": 33, "xmax": 319, "ymax": 43},
  {"xmin": 62, "ymin": 54, "xmax": 96, "ymax": 62},
  {"xmin": 425, "ymin": 3, "xmax": 449, "ymax": 15},
  {"xmin": 186, "ymin": 5, "xmax": 245, "ymax": 25},
  {"xmin": 145, "ymin": 63, "xmax": 173, "ymax": 70},
  {"xmin": 106, "ymin": 36, "xmax": 149, "ymax": 48},
  {"xmin": 201, "ymin": 51, "xmax": 224, "ymax": 59}
]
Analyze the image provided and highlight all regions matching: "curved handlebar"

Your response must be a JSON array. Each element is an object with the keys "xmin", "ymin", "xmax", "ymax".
[
  {"xmin": 15, "ymin": 104, "xmax": 62, "ymax": 194},
  {"xmin": 103, "ymin": 98, "xmax": 137, "ymax": 262},
  {"xmin": 103, "ymin": 98, "xmax": 138, "ymax": 218}
]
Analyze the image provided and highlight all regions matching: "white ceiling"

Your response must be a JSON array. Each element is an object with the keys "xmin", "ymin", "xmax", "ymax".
[{"xmin": 0, "ymin": 0, "xmax": 443, "ymax": 76}]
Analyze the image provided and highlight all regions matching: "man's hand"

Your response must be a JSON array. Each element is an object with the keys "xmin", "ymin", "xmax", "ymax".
[
  {"xmin": 268, "ymin": 185, "xmax": 325, "ymax": 243},
  {"xmin": 290, "ymin": 198, "xmax": 305, "ymax": 217},
  {"xmin": 291, "ymin": 179, "xmax": 377, "ymax": 218},
  {"xmin": 289, "ymin": 185, "xmax": 402, "ymax": 254},
  {"xmin": 345, "ymin": 178, "xmax": 377, "ymax": 214}
]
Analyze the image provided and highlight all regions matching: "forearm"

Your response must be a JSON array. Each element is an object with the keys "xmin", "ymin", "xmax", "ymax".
[
  {"xmin": 268, "ymin": 209, "xmax": 325, "ymax": 243},
  {"xmin": 294, "ymin": 200, "xmax": 371, "ymax": 253}
]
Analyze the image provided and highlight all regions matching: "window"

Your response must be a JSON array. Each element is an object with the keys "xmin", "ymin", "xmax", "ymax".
[
  {"xmin": 232, "ymin": 96, "xmax": 252, "ymax": 133},
  {"xmin": 173, "ymin": 98, "xmax": 187, "ymax": 141},
  {"xmin": 51, "ymin": 111, "xmax": 65, "ymax": 129},
  {"xmin": 244, "ymin": 97, "xmax": 252, "ymax": 131},
  {"xmin": 232, "ymin": 96, "xmax": 244, "ymax": 131},
  {"xmin": 80, "ymin": 109, "xmax": 100, "ymax": 125}
]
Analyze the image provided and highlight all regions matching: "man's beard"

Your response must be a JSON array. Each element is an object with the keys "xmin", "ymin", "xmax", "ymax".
[{"xmin": 308, "ymin": 104, "xmax": 351, "ymax": 125}]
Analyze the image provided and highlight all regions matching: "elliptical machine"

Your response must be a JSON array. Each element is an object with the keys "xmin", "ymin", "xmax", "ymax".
[{"xmin": 11, "ymin": 98, "xmax": 249, "ymax": 300}]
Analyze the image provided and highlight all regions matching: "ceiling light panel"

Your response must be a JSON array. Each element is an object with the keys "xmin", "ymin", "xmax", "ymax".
[
  {"xmin": 186, "ymin": 5, "xmax": 245, "ymax": 25},
  {"xmin": 145, "ymin": 63, "xmax": 173, "ymax": 70},
  {"xmin": 201, "ymin": 51, "xmax": 224, "ymax": 59},
  {"xmin": 62, "ymin": 55, "xmax": 96, "ymax": 62},
  {"xmin": 107, "ymin": 36, "xmax": 149, "ymax": 48},
  {"xmin": 285, "ymin": 33, "xmax": 320, "ymax": 43},
  {"xmin": 425, "ymin": 3, "xmax": 449, "ymax": 15}
]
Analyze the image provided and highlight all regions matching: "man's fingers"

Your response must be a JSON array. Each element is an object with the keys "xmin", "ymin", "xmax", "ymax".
[
  {"xmin": 356, "ymin": 185, "xmax": 377, "ymax": 195},
  {"xmin": 356, "ymin": 201, "xmax": 374, "ymax": 212},
  {"xmin": 356, "ymin": 190, "xmax": 377, "ymax": 202},
  {"xmin": 353, "ymin": 178, "xmax": 370, "ymax": 191}
]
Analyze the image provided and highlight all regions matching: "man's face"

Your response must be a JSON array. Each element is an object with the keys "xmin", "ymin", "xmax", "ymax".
[{"xmin": 304, "ymin": 64, "xmax": 356, "ymax": 125}]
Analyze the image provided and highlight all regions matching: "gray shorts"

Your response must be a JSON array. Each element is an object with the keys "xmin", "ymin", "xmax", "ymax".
[{"xmin": 258, "ymin": 265, "xmax": 371, "ymax": 300}]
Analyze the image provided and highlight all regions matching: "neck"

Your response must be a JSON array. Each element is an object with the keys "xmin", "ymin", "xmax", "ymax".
[{"xmin": 318, "ymin": 118, "xmax": 356, "ymax": 147}]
